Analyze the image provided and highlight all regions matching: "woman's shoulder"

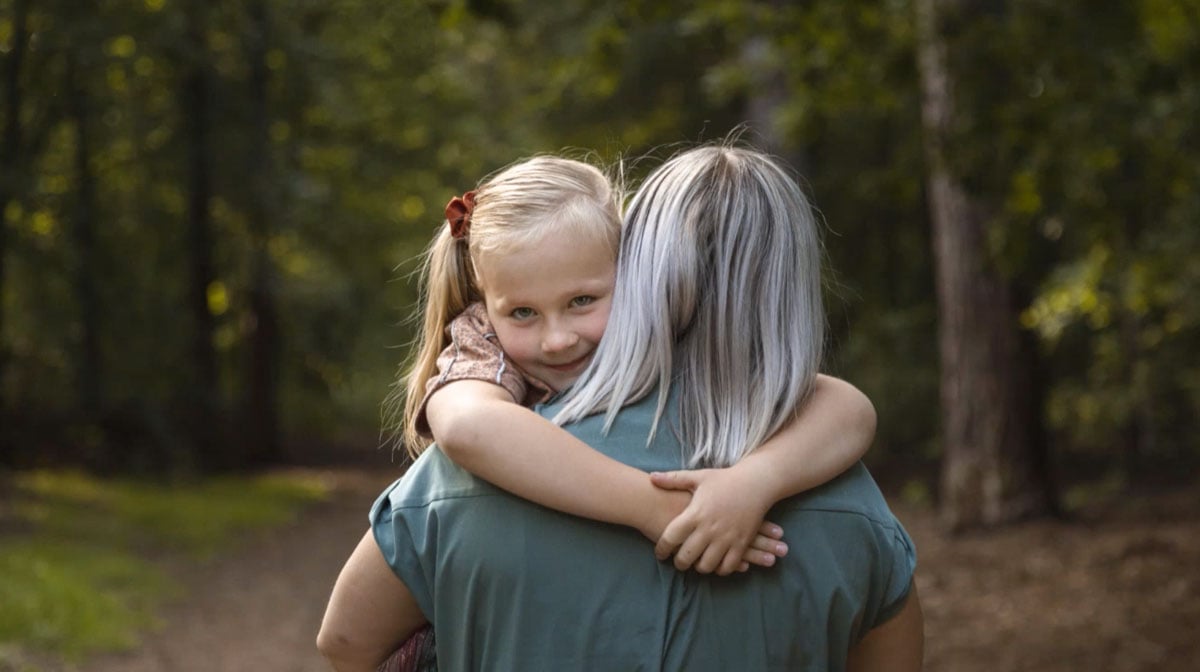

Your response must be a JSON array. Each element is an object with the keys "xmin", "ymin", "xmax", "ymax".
[
  {"xmin": 377, "ymin": 446, "xmax": 502, "ymax": 512},
  {"xmin": 780, "ymin": 462, "xmax": 906, "ymax": 530}
]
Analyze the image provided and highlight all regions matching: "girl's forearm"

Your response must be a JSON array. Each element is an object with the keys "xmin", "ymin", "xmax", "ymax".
[
  {"xmin": 428, "ymin": 383, "xmax": 686, "ymax": 539},
  {"xmin": 734, "ymin": 374, "xmax": 877, "ymax": 503}
]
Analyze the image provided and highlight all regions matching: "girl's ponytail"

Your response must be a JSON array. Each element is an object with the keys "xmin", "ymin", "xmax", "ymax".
[{"xmin": 386, "ymin": 225, "xmax": 477, "ymax": 459}]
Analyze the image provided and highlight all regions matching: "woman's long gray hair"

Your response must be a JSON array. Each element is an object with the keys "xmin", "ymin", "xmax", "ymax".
[{"xmin": 553, "ymin": 144, "xmax": 825, "ymax": 468}]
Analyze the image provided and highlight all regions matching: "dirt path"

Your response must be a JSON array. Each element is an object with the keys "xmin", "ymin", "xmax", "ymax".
[
  {"xmin": 21, "ymin": 469, "xmax": 1198, "ymax": 672},
  {"xmin": 80, "ymin": 468, "xmax": 400, "ymax": 672},
  {"xmin": 906, "ymin": 485, "xmax": 1200, "ymax": 672}
]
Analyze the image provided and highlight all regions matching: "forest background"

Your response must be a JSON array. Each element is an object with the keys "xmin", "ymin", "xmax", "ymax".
[
  {"xmin": 1, "ymin": 0, "xmax": 1197, "ymax": 529},
  {"xmin": 2, "ymin": 1, "xmax": 1199, "ymax": 668}
]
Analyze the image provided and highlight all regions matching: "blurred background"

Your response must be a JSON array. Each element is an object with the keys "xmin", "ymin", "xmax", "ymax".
[
  {"xmin": 3, "ymin": 0, "xmax": 1196, "ymax": 504},
  {"xmin": 0, "ymin": 0, "xmax": 1197, "ymax": 669}
]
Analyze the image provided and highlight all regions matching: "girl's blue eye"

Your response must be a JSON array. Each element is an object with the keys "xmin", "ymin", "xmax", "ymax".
[
  {"xmin": 570, "ymin": 296, "xmax": 596, "ymax": 308},
  {"xmin": 510, "ymin": 307, "xmax": 535, "ymax": 320}
]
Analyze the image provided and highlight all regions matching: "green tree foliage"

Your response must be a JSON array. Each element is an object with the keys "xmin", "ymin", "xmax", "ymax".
[
  {"xmin": 0, "ymin": 0, "xmax": 1195, "ymax": 488},
  {"xmin": 935, "ymin": 0, "xmax": 1200, "ymax": 474}
]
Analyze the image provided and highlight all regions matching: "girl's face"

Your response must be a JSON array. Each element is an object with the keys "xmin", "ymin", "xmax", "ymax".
[{"xmin": 475, "ymin": 233, "xmax": 615, "ymax": 392}]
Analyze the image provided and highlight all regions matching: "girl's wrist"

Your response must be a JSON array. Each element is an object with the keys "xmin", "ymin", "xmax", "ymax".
[
  {"xmin": 731, "ymin": 455, "xmax": 789, "ymax": 508},
  {"xmin": 637, "ymin": 488, "xmax": 688, "ymax": 540}
]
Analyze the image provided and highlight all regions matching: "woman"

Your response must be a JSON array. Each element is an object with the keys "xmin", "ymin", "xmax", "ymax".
[{"xmin": 319, "ymin": 142, "xmax": 922, "ymax": 671}]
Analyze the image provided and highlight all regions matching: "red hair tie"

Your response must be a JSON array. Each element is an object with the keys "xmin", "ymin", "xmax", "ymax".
[{"xmin": 444, "ymin": 190, "xmax": 476, "ymax": 240}]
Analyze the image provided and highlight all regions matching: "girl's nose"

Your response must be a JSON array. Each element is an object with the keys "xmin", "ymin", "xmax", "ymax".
[{"xmin": 542, "ymin": 325, "xmax": 580, "ymax": 354}]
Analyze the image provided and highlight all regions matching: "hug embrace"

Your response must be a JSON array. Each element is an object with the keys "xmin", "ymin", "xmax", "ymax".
[{"xmin": 317, "ymin": 140, "xmax": 923, "ymax": 672}]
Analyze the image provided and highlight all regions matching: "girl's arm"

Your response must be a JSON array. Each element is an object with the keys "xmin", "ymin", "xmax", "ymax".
[
  {"xmin": 425, "ymin": 380, "xmax": 788, "ymax": 569},
  {"xmin": 650, "ymin": 374, "xmax": 877, "ymax": 575}
]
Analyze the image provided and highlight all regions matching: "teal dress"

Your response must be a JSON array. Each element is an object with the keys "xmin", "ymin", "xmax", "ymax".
[{"xmin": 371, "ymin": 390, "xmax": 916, "ymax": 671}]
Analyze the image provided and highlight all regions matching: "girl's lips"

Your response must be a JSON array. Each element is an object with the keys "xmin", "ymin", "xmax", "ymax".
[{"xmin": 546, "ymin": 353, "xmax": 591, "ymax": 372}]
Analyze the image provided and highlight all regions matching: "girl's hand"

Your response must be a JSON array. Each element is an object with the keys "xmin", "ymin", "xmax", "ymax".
[
  {"xmin": 649, "ymin": 468, "xmax": 788, "ymax": 576},
  {"xmin": 633, "ymin": 489, "xmax": 693, "ymax": 545}
]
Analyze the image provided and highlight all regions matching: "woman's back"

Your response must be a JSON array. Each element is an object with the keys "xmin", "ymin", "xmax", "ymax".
[{"xmin": 374, "ymin": 389, "xmax": 915, "ymax": 671}]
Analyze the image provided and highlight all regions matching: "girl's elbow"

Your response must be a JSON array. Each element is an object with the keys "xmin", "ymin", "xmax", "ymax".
[
  {"xmin": 845, "ymin": 387, "xmax": 877, "ymax": 447},
  {"xmin": 858, "ymin": 393, "xmax": 878, "ymax": 437},
  {"xmin": 430, "ymin": 410, "xmax": 480, "ymax": 463},
  {"xmin": 831, "ymin": 376, "xmax": 877, "ymax": 435}
]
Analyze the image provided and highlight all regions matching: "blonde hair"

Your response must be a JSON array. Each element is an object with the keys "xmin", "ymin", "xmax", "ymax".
[
  {"xmin": 554, "ymin": 143, "xmax": 825, "ymax": 468},
  {"xmin": 387, "ymin": 155, "xmax": 622, "ymax": 458}
]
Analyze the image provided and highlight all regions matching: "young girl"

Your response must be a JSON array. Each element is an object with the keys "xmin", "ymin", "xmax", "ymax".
[{"xmin": 323, "ymin": 155, "xmax": 877, "ymax": 671}]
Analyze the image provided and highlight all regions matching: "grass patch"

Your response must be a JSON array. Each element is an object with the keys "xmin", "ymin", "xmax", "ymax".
[
  {"xmin": 0, "ymin": 539, "xmax": 171, "ymax": 659},
  {"xmin": 0, "ymin": 470, "xmax": 330, "ymax": 663}
]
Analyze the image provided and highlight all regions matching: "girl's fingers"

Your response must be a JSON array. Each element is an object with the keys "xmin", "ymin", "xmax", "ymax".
[
  {"xmin": 759, "ymin": 520, "xmax": 784, "ymax": 539},
  {"xmin": 655, "ymin": 518, "xmax": 693, "ymax": 560},
  {"xmin": 672, "ymin": 544, "xmax": 697, "ymax": 571},
  {"xmin": 740, "ymin": 549, "xmax": 778, "ymax": 568},
  {"xmin": 717, "ymin": 549, "xmax": 745, "ymax": 576},
  {"xmin": 693, "ymin": 543, "xmax": 727, "ymax": 575},
  {"xmin": 649, "ymin": 470, "xmax": 701, "ymax": 492},
  {"xmin": 673, "ymin": 534, "xmax": 711, "ymax": 572},
  {"xmin": 749, "ymin": 533, "xmax": 789, "ymax": 558}
]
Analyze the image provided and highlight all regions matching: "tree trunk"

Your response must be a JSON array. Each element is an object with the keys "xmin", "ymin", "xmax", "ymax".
[
  {"xmin": 182, "ymin": 0, "xmax": 221, "ymax": 471},
  {"xmin": 244, "ymin": 0, "xmax": 282, "ymax": 466},
  {"xmin": 66, "ymin": 51, "xmax": 103, "ymax": 417},
  {"xmin": 915, "ymin": 0, "xmax": 1056, "ymax": 531},
  {"xmin": 741, "ymin": 0, "xmax": 807, "ymax": 175}
]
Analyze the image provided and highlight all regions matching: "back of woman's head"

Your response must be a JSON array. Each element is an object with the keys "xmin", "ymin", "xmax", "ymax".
[
  {"xmin": 391, "ymin": 155, "xmax": 622, "ymax": 458},
  {"xmin": 556, "ymin": 144, "xmax": 825, "ymax": 468}
]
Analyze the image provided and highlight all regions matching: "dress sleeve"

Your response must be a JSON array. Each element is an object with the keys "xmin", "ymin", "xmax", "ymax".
[{"xmin": 413, "ymin": 303, "xmax": 531, "ymax": 437}]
